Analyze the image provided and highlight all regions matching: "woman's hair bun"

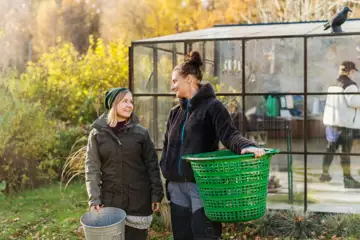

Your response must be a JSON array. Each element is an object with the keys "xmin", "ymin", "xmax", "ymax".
[{"xmin": 184, "ymin": 51, "xmax": 203, "ymax": 68}]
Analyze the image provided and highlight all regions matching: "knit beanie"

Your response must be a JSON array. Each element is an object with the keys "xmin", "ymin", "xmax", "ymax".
[{"xmin": 104, "ymin": 87, "xmax": 129, "ymax": 110}]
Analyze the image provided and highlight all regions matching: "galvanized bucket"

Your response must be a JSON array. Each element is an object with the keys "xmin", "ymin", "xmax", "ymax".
[{"xmin": 80, "ymin": 207, "xmax": 126, "ymax": 240}]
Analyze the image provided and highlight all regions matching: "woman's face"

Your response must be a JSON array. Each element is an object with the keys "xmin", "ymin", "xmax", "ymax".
[
  {"xmin": 171, "ymin": 70, "xmax": 189, "ymax": 98},
  {"xmin": 116, "ymin": 92, "xmax": 134, "ymax": 120}
]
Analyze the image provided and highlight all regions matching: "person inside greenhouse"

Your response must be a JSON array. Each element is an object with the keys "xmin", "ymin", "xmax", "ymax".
[
  {"xmin": 85, "ymin": 87, "xmax": 164, "ymax": 240},
  {"xmin": 321, "ymin": 60, "xmax": 360, "ymax": 188},
  {"xmin": 160, "ymin": 50, "xmax": 265, "ymax": 240}
]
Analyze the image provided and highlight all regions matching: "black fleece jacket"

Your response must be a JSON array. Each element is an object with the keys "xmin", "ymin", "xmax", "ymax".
[{"xmin": 160, "ymin": 83, "xmax": 256, "ymax": 182}]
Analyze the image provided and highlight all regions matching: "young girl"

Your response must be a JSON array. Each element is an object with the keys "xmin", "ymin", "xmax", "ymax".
[{"xmin": 85, "ymin": 87, "xmax": 163, "ymax": 240}]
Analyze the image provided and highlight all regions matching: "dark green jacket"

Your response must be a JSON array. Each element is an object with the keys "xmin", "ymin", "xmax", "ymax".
[{"xmin": 85, "ymin": 113, "xmax": 163, "ymax": 216}]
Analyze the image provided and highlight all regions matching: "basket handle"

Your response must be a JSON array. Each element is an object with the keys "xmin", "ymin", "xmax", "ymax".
[
  {"xmin": 264, "ymin": 148, "xmax": 280, "ymax": 155},
  {"xmin": 113, "ymin": 231, "xmax": 122, "ymax": 239}
]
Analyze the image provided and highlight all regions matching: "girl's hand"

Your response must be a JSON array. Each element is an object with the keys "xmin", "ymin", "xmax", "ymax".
[
  {"xmin": 152, "ymin": 202, "xmax": 160, "ymax": 212},
  {"xmin": 241, "ymin": 147, "xmax": 266, "ymax": 158},
  {"xmin": 90, "ymin": 204, "xmax": 103, "ymax": 212}
]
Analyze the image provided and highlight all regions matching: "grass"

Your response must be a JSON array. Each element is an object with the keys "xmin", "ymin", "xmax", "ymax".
[
  {"xmin": 0, "ymin": 181, "xmax": 88, "ymax": 240},
  {"xmin": 0, "ymin": 181, "xmax": 171, "ymax": 240},
  {"xmin": 3, "ymin": 181, "xmax": 360, "ymax": 240}
]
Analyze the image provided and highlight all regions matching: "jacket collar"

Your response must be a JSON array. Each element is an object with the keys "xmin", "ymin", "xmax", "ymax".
[
  {"xmin": 337, "ymin": 75, "xmax": 357, "ymax": 89},
  {"xmin": 92, "ymin": 113, "xmax": 139, "ymax": 131},
  {"xmin": 179, "ymin": 83, "xmax": 216, "ymax": 111}
]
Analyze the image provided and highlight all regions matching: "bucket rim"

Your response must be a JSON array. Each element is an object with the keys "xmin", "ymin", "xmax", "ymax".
[{"xmin": 80, "ymin": 207, "xmax": 127, "ymax": 229}]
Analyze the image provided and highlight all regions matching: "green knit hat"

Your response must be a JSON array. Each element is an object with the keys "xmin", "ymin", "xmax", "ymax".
[{"xmin": 104, "ymin": 87, "xmax": 129, "ymax": 110}]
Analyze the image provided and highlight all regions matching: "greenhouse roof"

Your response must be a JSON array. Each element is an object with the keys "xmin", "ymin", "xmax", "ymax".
[{"xmin": 133, "ymin": 18, "xmax": 360, "ymax": 44}]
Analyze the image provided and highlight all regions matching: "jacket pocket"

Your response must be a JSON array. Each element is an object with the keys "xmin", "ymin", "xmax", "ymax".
[
  {"xmin": 161, "ymin": 143, "xmax": 179, "ymax": 179},
  {"xmin": 128, "ymin": 182, "xmax": 152, "ymax": 215}
]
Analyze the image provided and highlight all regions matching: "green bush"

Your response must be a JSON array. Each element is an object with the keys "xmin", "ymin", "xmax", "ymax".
[
  {"xmin": 41, "ymin": 125, "xmax": 88, "ymax": 182},
  {"xmin": 0, "ymin": 37, "xmax": 129, "ymax": 193},
  {"xmin": 8, "ymin": 37, "xmax": 128, "ymax": 124},
  {"xmin": 0, "ymin": 88, "xmax": 59, "ymax": 194}
]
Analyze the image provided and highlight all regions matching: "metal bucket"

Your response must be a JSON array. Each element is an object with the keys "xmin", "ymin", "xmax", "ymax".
[{"xmin": 80, "ymin": 207, "xmax": 126, "ymax": 240}]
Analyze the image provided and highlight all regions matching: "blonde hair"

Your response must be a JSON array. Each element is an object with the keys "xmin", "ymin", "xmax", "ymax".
[
  {"xmin": 339, "ymin": 65, "xmax": 351, "ymax": 76},
  {"xmin": 106, "ymin": 90, "xmax": 131, "ymax": 127}
]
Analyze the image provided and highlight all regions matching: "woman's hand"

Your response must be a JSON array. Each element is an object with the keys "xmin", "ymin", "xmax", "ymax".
[
  {"xmin": 90, "ymin": 204, "xmax": 103, "ymax": 212},
  {"xmin": 241, "ymin": 147, "xmax": 266, "ymax": 158},
  {"xmin": 152, "ymin": 202, "xmax": 160, "ymax": 212}
]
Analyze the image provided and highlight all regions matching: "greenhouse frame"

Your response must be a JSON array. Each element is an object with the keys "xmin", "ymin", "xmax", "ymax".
[{"xmin": 129, "ymin": 19, "xmax": 360, "ymax": 213}]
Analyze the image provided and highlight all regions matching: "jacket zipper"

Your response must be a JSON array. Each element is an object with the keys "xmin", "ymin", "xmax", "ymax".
[
  {"xmin": 103, "ymin": 128, "xmax": 122, "ymax": 146},
  {"xmin": 178, "ymin": 100, "xmax": 189, "ymax": 177}
]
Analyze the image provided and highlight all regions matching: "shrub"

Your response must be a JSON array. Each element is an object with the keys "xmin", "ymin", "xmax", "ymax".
[
  {"xmin": 219, "ymin": 210, "xmax": 360, "ymax": 240},
  {"xmin": 41, "ymin": 125, "xmax": 88, "ymax": 182},
  {"xmin": 9, "ymin": 37, "xmax": 128, "ymax": 124},
  {"xmin": 275, "ymin": 209, "xmax": 322, "ymax": 239},
  {"xmin": 0, "ymin": 87, "xmax": 58, "ymax": 194}
]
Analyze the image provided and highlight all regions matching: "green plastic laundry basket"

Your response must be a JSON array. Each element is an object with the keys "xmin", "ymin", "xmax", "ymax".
[{"xmin": 183, "ymin": 148, "xmax": 279, "ymax": 223}]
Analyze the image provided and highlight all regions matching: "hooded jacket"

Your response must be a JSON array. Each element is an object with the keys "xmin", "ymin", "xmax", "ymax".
[
  {"xmin": 85, "ymin": 113, "xmax": 163, "ymax": 216},
  {"xmin": 160, "ymin": 83, "xmax": 256, "ymax": 182}
]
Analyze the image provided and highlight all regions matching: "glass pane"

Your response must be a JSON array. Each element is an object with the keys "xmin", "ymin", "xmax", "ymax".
[
  {"xmin": 134, "ymin": 96, "xmax": 154, "ymax": 136},
  {"xmin": 204, "ymin": 41, "xmax": 215, "ymax": 79},
  {"xmin": 217, "ymin": 95, "xmax": 244, "ymax": 133},
  {"xmin": 176, "ymin": 42, "xmax": 185, "ymax": 55},
  {"xmin": 155, "ymin": 43, "xmax": 172, "ymax": 52},
  {"xmin": 134, "ymin": 43, "xmax": 186, "ymax": 93},
  {"xmin": 176, "ymin": 53, "xmax": 184, "ymax": 66},
  {"xmin": 267, "ymin": 154, "xmax": 304, "ymax": 210},
  {"xmin": 135, "ymin": 96, "xmax": 176, "ymax": 148},
  {"xmin": 245, "ymin": 95, "xmax": 305, "ymax": 152},
  {"xmin": 307, "ymin": 154, "xmax": 360, "ymax": 213},
  {"xmin": 133, "ymin": 46, "xmax": 153, "ymax": 93},
  {"xmin": 245, "ymin": 38, "xmax": 304, "ymax": 93},
  {"xmin": 157, "ymin": 44, "xmax": 174, "ymax": 93},
  {"xmin": 214, "ymin": 40, "xmax": 242, "ymax": 93},
  {"xmin": 157, "ymin": 97, "xmax": 177, "ymax": 148},
  {"xmin": 306, "ymin": 94, "xmax": 360, "ymax": 154},
  {"xmin": 189, "ymin": 41, "xmax": 241, "ymax": 93},
  {"xmin": 176, "ymin": 42, "xmax": 185, "ymax": 65},
  {"xmin": 308, "ymin": 36, "xmax": 360, "ymax": 93},
  {"xmin": 189, "ymin": 41, "xmax": 216, "ymax": 84},
  {"xmin": 306, "ymin": 94, "xmax": 333, "ymax": 153},
  {"xmin": 191, "ymin": 41, "xmax": 204, "ymax": 54}
]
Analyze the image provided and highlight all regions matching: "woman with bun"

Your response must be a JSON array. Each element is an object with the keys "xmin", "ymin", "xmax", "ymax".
[
  {"xmin": 160, "ymin": 51, "xmax": 265, "ymax": 240},
  {"xmin": 85, "ymin": 88, "xmax": 163, "ymax": 240}
]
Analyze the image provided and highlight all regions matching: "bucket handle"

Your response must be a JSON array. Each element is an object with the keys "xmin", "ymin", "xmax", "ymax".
[{"xmin": 113, "ymin": 231, "xmax": 122, "ymax": 239}]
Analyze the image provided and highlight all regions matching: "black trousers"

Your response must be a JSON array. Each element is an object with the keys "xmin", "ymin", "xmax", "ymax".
[
  {"xmin": 322, "ymin": 127, "xmax": 353, "ymax": 176},
  {"xmin": 170, "ymin": 202, "xmax": 222, "ymax": 240},
  {"xmin": 125, "ymin": 225, "xmax": 147, "ymax": 240}
]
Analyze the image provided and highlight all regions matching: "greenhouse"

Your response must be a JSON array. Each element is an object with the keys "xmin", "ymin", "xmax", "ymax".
[{"xmin": 129, "ymin": 19, "xmax": 360, "ymax": 213}]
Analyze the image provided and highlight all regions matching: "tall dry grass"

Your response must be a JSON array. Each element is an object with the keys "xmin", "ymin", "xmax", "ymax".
[{"xmin": 60, "ymin": 136, "xmax": 87, "ymax": 189}]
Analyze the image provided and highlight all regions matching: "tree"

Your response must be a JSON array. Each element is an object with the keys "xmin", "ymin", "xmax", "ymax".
[
  {"xmin": 32, "ymin": 0, "xmax": 101, "ymax": 58},
  {"xmin": 12, "ymin": 38, "xmax": 128, "ymax": 124},
  {"xmin": 0, "ymin": 0, "xmax": 32, "ymax": 72}
]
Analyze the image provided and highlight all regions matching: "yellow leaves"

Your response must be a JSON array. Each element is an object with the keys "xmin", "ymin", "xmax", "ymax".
[
  {"xmin": 17, "ymin": 36, "xmax": 128, "ymax": 124},
  {"xmin": 21, "ymin": 174, "xmax": 30, "ymax": 185}
]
